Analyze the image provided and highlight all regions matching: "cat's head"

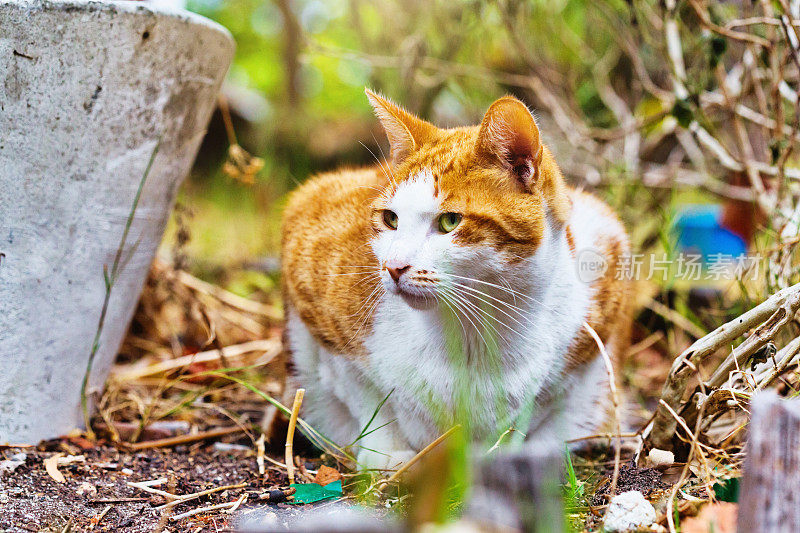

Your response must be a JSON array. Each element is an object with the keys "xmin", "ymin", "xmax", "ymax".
[{"xmin": 366, "ymin": 89, "xmax": 571, "ymax": 309}]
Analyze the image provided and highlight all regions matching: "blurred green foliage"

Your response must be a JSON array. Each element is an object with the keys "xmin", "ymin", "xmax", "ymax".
[{"xmin": 171, "ymin": 0, "xmax": 640, "ymax": 268}]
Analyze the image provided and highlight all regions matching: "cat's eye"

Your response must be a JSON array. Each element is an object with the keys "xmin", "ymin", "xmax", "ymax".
[
  {"xmin": 438, "ymin": 212, "xmax": 462, "ymax": 233},
  {"xmin": 383, "ymin": 209, "xmax": 398, "ymax": 229}
]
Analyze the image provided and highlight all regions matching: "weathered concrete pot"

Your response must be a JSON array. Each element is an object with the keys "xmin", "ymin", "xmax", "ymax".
[{"xmin": 0, "ymin": 0, "xmax": 234, "ymax": 443}]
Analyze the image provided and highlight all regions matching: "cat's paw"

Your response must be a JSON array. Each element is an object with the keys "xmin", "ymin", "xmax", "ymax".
[{"xmin": 356, "ymin": 448, "xmax": 416, "ymax": 472}]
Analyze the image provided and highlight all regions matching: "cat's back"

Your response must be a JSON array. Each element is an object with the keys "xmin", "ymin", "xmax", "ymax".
[{"xmin": 282, "ymin": 166, "xmax": 387, "ymax": 355}]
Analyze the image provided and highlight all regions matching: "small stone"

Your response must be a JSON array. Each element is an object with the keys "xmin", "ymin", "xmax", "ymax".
[
  {"xmin": 120, "ymin": 468, "xmax": 134, "ymax": 476},
  {"xmin": 213, "ymin": 442, "xmax": 250, "ymax": 452},
  {"xmin": 76, "ymin": 482, "xmax": 97, "ymax": 497},
  {"xmin": 647, "ymin": 448, "xmax": 675, "ymax": 467},
  {"xmin": 0, "ymin": 460, "xmax": 24, "ymax": 474},
  {"xmin": 0, "ymin": 493, "xmax": 9, "ymax": 504},
  {"xmin": 603, "ymin": 490, "xmax": 657, "ymax": 532}
]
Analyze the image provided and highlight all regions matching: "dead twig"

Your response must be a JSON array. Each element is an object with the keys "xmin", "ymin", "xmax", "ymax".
[
  {"xmin": 224, "ymin": 493, "xmax": 248, "ymax": 514},
  {"xmin": 125, "ymin": 426, "xmax": 245, "ymax": 451},
  {"xmin": 113, "ymin": 339, "xmax": 281, "ymax": 381},
  {"xmin": 155, "ymin": 483, "xmax": 247, "ymax": 510},
  {"xmin": 256, "ymin": 433, "xmax": 266, "ymax": 476},
  {"xmin": 169, "ymin": 499, "xmax": 242, "ymax": 521},
  {"xmin": 89, "ymin": 505, "xmax": 111, "ymax": 530},
  {"xmin": 378, "ymin": 425, "xmax": 460, "ymax": 492},
  {"xmin": 650, "ymin": 283, "xmax": 800, "ymax": 449},
  {"xmin": 584, "ymin": 322, "xmax": 623, "ymax": 496},
  {"xmin": 285, "ymin": 389, "xmax": 305, "ymax": 484},
  {"xmin": 175, "ymin": 269, "xmax": 281, "ymax": 321}
]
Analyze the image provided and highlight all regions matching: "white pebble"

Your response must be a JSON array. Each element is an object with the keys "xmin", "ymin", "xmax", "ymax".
[
  {"xmin": 76, "ymin": 482, "xmax": 97, "ymax": 497},
  {"xmin": 0, "ymin": 460, "xmax": 24, "ymax": 474},
  {"xmin": 603, "ymin": 490, "xmax": 657, "ymax": 532},
  {"xmin": 647, "ymin": 448, "xmax": 674, "ymax": 467}
]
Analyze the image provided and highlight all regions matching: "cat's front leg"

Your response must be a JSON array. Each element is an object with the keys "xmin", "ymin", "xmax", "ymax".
[
  {"xmin": 355, "ymin": 438, "xmax": 416, "ymax": 473},
  {"xmin": 351, "ymin": 403, "xmax": 416, "ymax": 472}
]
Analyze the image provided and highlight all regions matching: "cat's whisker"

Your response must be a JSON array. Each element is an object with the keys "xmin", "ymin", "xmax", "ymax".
[
  {"xmin": 341, "ymin": 282, "xmax": 383, "ymax": 320},
  {"xmin": 497, "ymin": 276, "xmax": 518, "ymax": 305},
  {"xmin": 436, "ymin": 291, "xmax": 469, "ymax": 341},
  {"xmin": 450, "ymin": 287, "xmax": 529, "ymax": 328},
  {"xmin": 441, "ymin": 273, "xmax": 574, "ymax": 320},
  {"xmin": 445, "ymin": 284, "xmax": 535, "ymax": 346},
  {"xmin": 450, "ymin": 282, "xmax": 530, "ymax": 326},
  {"xmin": 439, "ymin": 289, "xmax": 490, "ymax": 354},
  {"xmin": 359, "ymin": 138, "xmax": 396, "ymax": 188},
  {"xmin": 441, "ymin": 286, "xmax": 500, "ymax": 353},
  {"xmin": 369, "ymin": 131, "xmax": 398, "ymax": 187},
  {"xmin": 450, "ymin": 292, "xmax": 505, "ymax": 346},
  {"xmin": 440, "ymin": 290, "xmax": 492, "ymax": 360},
  {"xmin": 449, "ymin": 280, "xmax": 529, "ymax": 317},
  {"xmin": 323, "ymin": 271, "xmax": 380, "ymax": 277},
  {"xmin": 440, "ymin": 273, "xmax": 537, "ymax": 304},
  {"xmin": 343, "ymin": 285, "xmax": 384, "ymax": 347}
]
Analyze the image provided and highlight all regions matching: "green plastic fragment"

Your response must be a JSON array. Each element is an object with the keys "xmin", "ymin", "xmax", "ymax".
[
  {"xmin": 712, "ymin": 477, "xmax": 740, "ymax": 503},
  {"xmin": 288, "ymin": 480, "xmax": 343, "ymax": 504}
]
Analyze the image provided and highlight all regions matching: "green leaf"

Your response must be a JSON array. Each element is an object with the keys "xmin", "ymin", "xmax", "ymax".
[
  {"xmin": 713, "ymin": 477, "xmax": 740, "ymax": 503},
  {"xmin": 671, "ymin": 98, "xmax": 694, "ymax": 129},
  {"xmin": 288, "ymin": 480, "xmax": 343, "ymax": 504},
  {"xmin": 709, "ymin": 35, "xmax": 727, "ymax": 67}
]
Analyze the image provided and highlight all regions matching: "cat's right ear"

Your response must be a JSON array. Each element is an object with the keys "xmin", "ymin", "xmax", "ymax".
[
  {"xmin": 365, "ymin": 88, "xmax": 436, "ymax": 164},
  {"xmin": 475, "ymin": 96, "xmax": 543, "ymax": 190}
]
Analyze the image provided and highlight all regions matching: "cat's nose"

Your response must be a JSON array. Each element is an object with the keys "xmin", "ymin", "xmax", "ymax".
[{"xmin": 386, "ymin": 264, "xmax": 411, "ymax": 283}]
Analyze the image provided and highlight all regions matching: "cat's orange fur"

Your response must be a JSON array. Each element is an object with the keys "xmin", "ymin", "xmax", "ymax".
[
  {"xmin": 282, "ymin": 91, "xmax": 631, "ymax": 368},
  {"xmin": 279, "ymin": 90, "xmax": 634, "ymax": 459}
]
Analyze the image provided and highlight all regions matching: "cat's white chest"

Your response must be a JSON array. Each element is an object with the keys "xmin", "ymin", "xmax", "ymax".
[{"xmin": 360, "ymin": 260, "xmax": 590, "ymax": 448}]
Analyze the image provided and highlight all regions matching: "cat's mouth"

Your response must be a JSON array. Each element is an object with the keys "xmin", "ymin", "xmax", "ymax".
[
  {"xmin": 397, "ymin": 288, "xmax": 437, "ymax": 310},
  {"xmin": 385, "ymin": 281, "xmax": 438, "ymax": 310}
]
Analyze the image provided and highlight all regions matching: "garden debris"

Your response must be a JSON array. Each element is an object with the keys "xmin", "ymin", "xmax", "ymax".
[
  {"xmin": 593, "ymin": 461, "xmax": 666, "ymax": 506},
  {"xmin": 288, "ymin": 480, "xmax": 343, "ymax": 504},
  {"xmin": 0, "ymin": 438, "xmax": 302, "ymax": 531},
  {"xmin": 313, "ymin": 464, "xmax": 341, "ymax": 486},
  {"xmin": 645, "ymin": 448, "xmax": 674, "ymax": 467},
  {"xmin": 602, "ymin": 491, "xmax": 656, "ymax": 532},
  {"xmin": 259, "ymin": 487, "xmax": 295, "ymax": 503},
  {"xmin": 0, "ymin": 453, "xmax": 26, "ymax": 474},
  {"xmin": 126, "ymin": 425, "xmax": 245, "ymax": 451},
  {"xmin": 89, "ymin": 504, "xmax": 112, "ymax": 530},
  {"xmin": 76, "ymin": 482, "xmax": 97, "ymax": 497},
  {"xmin": 43, "ymin": 454, "xmax": 66, "ymax": 483},
  {"xmin": 117, "ymin": 260, "xmax": 280, "ymax": 365},
  {"xmin": 712, "ymin": 477, "xmax": 740, "ymax": 503},
  {"xmin": 256, "ymin": 433, "xmax": 266, "ymax": 475}
]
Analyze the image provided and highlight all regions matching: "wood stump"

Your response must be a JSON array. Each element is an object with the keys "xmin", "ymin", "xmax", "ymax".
[
  {"xmin": 737, "ymin": 390, "xmax": 800, "ymax": 532},
  {"xmin": 467, "ymin": 446, "xmax": 564, "ymax": 532}
]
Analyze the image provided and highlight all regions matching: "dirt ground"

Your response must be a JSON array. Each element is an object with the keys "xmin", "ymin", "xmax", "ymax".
[{"xmin": 0, "ymin": 439, "xmax": 302, "ymax": 532}]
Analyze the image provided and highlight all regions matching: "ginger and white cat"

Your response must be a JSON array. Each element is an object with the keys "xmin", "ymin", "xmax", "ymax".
[{"xmin": 280, "ymin": 89, "xmax": 632, "ymax": 469}]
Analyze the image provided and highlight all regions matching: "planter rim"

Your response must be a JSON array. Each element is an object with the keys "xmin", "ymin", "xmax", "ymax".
[{"xmin": 2, "ymin": 0, "xmax": 234, "ymax": 44}]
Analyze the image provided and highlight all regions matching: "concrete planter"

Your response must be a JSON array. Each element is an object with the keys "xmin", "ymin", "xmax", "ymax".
[{"xmin": 0, "ymin": 0, "xmax": 234, "ymax": 443}]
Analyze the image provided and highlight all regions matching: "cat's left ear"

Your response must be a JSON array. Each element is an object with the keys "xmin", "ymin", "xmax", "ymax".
[
  {"xmin": 365, "ymin": 88, "xmax": 436, "ymax": 165},
  {"xmin": 476, "ymin": 96, "xmax": 571, "ymax": 223},
  {"xmin": 475, "ymin": 96, "xmax": 543, "ymax": 189}
]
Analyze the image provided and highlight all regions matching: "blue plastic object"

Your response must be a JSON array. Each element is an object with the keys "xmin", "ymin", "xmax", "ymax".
[{"xmin": 673, "ymin": 204, "xmax": 747, "ymax": 261}]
